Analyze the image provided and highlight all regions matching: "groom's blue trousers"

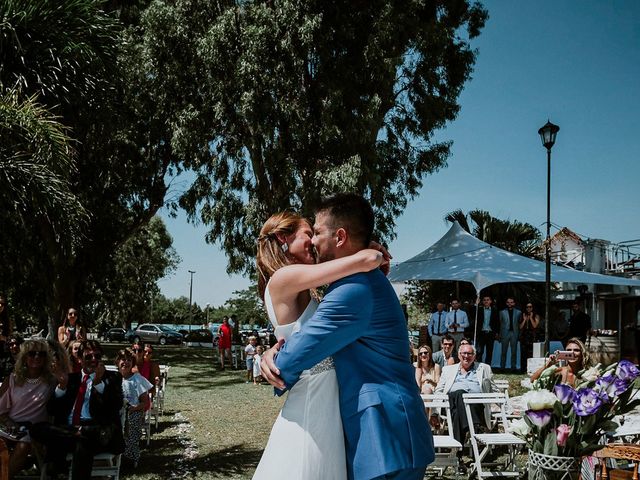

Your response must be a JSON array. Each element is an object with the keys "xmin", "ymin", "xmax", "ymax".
[{"xmin": 371, "ymin": 466, "xmax": 426, "ymax": 480}]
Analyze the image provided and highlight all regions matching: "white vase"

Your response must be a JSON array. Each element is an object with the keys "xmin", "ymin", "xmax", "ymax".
[{"xmin": 528, "ymin": 450, "xmax": 580, "ymax": 480}]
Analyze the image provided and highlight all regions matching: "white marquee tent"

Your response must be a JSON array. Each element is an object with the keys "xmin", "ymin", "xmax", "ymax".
[{"xmin": 388, "ymin": 222, "xmax": 640, "ymax": 291}]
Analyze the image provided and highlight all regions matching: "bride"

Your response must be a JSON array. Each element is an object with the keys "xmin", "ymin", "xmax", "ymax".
[{"xmin": 253, "ymin": 211, "xmax": 386, "ymax": 480}]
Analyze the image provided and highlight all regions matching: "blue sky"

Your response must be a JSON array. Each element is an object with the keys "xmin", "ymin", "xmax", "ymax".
[{"xmin": 160, "ymin": 0, "xmax": 640, "ymax": 308}]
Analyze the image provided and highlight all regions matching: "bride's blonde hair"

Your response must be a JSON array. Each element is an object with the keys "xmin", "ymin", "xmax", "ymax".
[{"xmin": 256, "ymin": 211, "xmax": 309, "ymax": 300}]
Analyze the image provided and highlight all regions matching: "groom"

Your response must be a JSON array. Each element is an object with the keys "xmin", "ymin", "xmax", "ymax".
[{"xmin": 262, "ymin": 193, "xmax": 434, "ymax": 480}]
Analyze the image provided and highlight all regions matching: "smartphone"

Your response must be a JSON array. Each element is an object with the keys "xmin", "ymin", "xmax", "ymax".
[{"xmin": 556, "ymin": 350, "xmax": 575, "ymax": 360}]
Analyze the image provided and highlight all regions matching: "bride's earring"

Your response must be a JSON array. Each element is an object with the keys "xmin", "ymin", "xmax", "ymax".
[{"xmin": 281, "ymin": 243, "xmax": 289, "ymax": 253}]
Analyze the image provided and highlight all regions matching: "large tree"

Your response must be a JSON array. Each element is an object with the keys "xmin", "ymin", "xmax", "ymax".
[{"xmin": 135, "ymin": 0, "xmax": 488, "ymax": 274}]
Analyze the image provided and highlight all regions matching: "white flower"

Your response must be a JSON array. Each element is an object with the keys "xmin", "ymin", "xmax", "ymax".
[
  {"xmin": 581, "ymin": 366, "xmax": 601, "ymax": 382},
  {"xmin": 522, "ymin": 389, "xmax": 558, "ymax": 410},
  {"xmin": 508, "ymin": 417, "xmax": 531, "ymax": 437}
]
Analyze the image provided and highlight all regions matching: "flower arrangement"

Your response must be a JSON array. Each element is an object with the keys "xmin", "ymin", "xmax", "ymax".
[{"xmin": 510, "ymin": 360, "xmax": 640, "ymax": 457}]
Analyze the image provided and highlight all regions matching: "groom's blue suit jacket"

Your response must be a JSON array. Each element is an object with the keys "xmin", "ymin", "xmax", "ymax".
[{"xmin": 275, "ymin": 269, "xmax": 435, "ymax": 480}]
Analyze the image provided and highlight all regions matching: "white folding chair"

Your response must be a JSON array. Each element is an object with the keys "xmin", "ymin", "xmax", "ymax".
[
  {"xmin": 422, "ymin": 394, "xmax": 463, "ymax": 478},
  {"xmin": 491, "ymin": 379, "xmax": 521, "ymax": 428},
  {"xmin": 463, "ymin": 392, "xmax": 526, "ymax": 478}
]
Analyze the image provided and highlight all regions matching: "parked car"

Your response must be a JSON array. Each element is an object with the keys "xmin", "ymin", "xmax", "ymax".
[
  {"xmin": 132, "ymin": 324, "xmax": 183, "ymax": 345},
  {"xmin": 103, "ymin": 328, "xmax": 127, "ymax": 342}
]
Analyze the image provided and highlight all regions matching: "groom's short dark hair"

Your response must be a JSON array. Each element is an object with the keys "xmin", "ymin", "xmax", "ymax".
[{"xmin": 315, "ymin": 193, "xmax": 374, "ymax": 247}]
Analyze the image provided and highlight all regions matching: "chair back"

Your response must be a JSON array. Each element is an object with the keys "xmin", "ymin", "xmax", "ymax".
[
  {"xmin": 463, "ymin": 392, "xmax": 509, "ymax": 434},
  {"xmin": 422, "ymin": 393, "xmax": 455, "ymax": 438}
]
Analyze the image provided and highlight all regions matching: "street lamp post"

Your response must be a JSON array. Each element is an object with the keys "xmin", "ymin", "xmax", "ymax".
[
  {"xmin": 538, "ymin": 120, "xmax": 560, "ymax": 355},
  {"xmin": 206, "ymin": 302, "xmax": 210, "ymax": 326},
  {"xmin": 188, "ymin": 270, "xmax": 196, "ymax": 332}
]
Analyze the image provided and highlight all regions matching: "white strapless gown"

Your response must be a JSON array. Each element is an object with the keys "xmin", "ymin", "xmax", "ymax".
[{"xmin": 252, "ymin": 286, "xmax": 346, "ymax": 480}]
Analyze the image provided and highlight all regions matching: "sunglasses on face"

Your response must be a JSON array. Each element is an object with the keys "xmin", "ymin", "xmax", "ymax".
[
  {"xmin": 442, "ymin": 343, "xmax": 454, "ymax": 347},
  {"xmin": 83, "ymin": 353, "xmax": 102, "ymax": 360},
  {"xmin": 68, "ymin": 312, "xmax": 77, "ymax": 317},
  {"xmin": 419, "ymin": 352, "xmax": 430, "ymax": 356},
  {"xmin": 27, "ymin": 351, "xmax": 46, "ymax": 358},
  {"xmin": 132, "ymin": 348, "xmax": 142, "ymax": 353},
  {"xmin": 459, "ymin": 352, "xmax": 475, "ymax": 356}
]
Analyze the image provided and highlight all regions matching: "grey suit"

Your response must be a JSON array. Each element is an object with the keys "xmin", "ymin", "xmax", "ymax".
[{"xmin": 499, "ymin": 307, "xmax": 522, "ymax": 370}]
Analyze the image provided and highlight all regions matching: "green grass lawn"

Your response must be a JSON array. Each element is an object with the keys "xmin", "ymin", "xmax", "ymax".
[
  {"xmin": 103, "ymin": 344, "xmax": 283, "ymax": 479},
  {"xmin": 102, "ymin": 344, "xmax": 528, "ymax": 479}
]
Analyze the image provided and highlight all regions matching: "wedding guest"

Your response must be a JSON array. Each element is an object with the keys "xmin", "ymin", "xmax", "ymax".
[
  {"xmin": 530, "ymin": 337, "xmax": 590, "ymax": 387},
  {"xmin": 519, "ymin": 303, "xmax": 541, "ymax": 373},
  {"xmin": 415, "ymin": 345, "xmax": 441, "ymax": 394},
  {"xmin": 446, "ymin": 299, "xmax": 469, "ymax": 346},
  {"xmin": 217, "ymin": 317, "xmax": 233, "ymax": 370},
  {"xmin": 132, "ymin": 343, "xmax": 161, "ymax": 395},
  {"xmin": 0, "ymin": 339, "xmax": 55, "ymax": 477},
  {"xmin": 432, "ymin": 334, "xmax": 456, "ymax": 368},
  {"xmin": 31, "ymin": 340, "xmax": 124, "ymax": 479},
  {"xmin": 568, "ymin": 302, "xmax": 591, "ymax": 344},
  {"xmin": 499, "ymin": 297, "xmax": 521, "ymax": 372},
  {"xmin": 471, "ymin": 295, "xmax": 499, "ymax": 365},
  {"xmin": 253, "ymin": 345, "xmax": 264, "ymax": 385},
  {"xmin": 428, "ymin": 302, "xmax": 448, "ymax": 352},
  {"xmin": 57, "ymin": 307, "xmax": 87, "ymax": 348},
  {"xmin": 244, "ymin": 336, "xmax": 257, "ymax": 383},
  {"xmin": 67, "ymin": 340, "xmax": 83, "ymax": 374},
  {"xmin": 116, "ymin": 348, "xmax": 152, "ymax": 468}
]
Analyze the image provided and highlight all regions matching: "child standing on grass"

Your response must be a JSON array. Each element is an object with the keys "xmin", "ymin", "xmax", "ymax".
[
  {"xmin": 253, "ymin": 345, "xmax": 264, "ymax": 385},
  {"xmin": 244, "ymin": 336, "xmax": 257, "ymax": 383}
]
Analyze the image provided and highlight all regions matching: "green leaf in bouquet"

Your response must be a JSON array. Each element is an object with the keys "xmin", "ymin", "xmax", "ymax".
[
  {"xmin": 553, "ymin": 400, "xmax": 564, "ymax": 418},
  {"xmin": 543, "ymin": 430, "xmax": 558, "ymax": 456},
  {"xmin": 534, "ymin": 439, "xmax": 543, "ymax": 453}
]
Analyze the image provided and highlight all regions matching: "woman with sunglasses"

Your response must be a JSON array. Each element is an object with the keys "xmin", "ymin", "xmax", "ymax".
[
  {"xmin": 0, "ymin": 339, "xmax": 55, "ymax": 477},
  {"xmin": 415, "ymin": 345, "xmax": 441, "ymax": 394},
  {"xmin": 519, "ymin": 303, "xmax": 541, "ymax": 373},
  {"xmin": 57, "ymin": 307, "xmax": 87, "ymax": 348}
]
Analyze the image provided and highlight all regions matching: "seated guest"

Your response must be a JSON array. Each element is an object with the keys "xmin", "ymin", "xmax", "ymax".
[
  {"xmin": 67, "ymin": 340, "xmax": 83, "ymax": 374},
  {"xmin": 31, "ymin": 340, "xmax": 124, "ymax": 479},
  {"xmin": 132, "ymin": 343, "xmax": 161, "ymax": 395},
  {"xmin": 116, "ymin": 349, "xmax": 152, "ymax": 468},
  {"xmin": 432, "ymin": 334, "xmax": 456, "ymax": 368},
  {"xmin": 0, "ymin": 339, "xmax": 55, "ymax": 477},
  {"xmin": 415, "ymin": 345, "xmax": 441, "ymax": 394},
  {"xmin": 530, "ymin": 337, "xmax": 590, "ymax": 387},
  {"xmin": 435, "ymin": 344, "xmax": 496, "ymax": 446}
]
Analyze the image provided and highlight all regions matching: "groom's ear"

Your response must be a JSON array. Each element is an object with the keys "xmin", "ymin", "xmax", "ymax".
[{"xmin": 335, "ymin": 227, "xmax": 347, "ymax": 247}]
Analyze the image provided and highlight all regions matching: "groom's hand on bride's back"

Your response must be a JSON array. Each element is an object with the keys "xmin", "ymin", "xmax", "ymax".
[{"xmin": 261, "ymin": 339, "xmax": 286, "ymax": 390}]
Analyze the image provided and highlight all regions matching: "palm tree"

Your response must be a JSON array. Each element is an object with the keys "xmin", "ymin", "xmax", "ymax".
[{"xmin": 444, "ymin": 208, "xmax": 542, "ymax": 259}]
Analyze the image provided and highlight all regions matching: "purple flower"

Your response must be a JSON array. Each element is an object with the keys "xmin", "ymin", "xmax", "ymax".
[
  {"xmin": 595, "ymin": 373, "xmax": 616, "ymax": 391},
  {"xmin": 526, "ymin": 408, "xmax": 553, "ymax": 427},
  {"xmin": 616, "ymin": 360, "xmax": 640, "ymax": 382},
  {"xmin": 554, "ymin": 384, "xmax": 576, "ymax": 404},
  {"xmin": 606, "ymin": 378, "xmax": 630, "ymax": 398},
  {"xmin": 572, "ymin": 388, "xmax": 607, "ymax": 416}
]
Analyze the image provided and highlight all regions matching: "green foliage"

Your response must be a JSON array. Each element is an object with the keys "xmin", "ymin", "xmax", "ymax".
[
  {"xmin": 136, "ymin": 0, "xmax": 488, "ymax": 274},
  {"xmin": 90, "ymin": 216, "xmax": 180, "ymax": 328}
]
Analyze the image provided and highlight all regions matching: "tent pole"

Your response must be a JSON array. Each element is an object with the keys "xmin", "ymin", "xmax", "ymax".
[{"xmin": 474, "ymin": 291, "xmax": 479, "ymax": 352}]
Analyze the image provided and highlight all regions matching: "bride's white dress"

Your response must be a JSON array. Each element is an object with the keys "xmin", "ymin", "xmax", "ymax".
[{"xmin": 252, "ymin": 285, "xmax": 346, "ymax": 480}]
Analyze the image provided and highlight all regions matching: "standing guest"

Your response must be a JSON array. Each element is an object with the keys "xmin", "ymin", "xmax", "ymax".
[
  {"xmin": 499, "ymin": 297, "xmax": 522, "ymax": 372},
  {"xmin": 428, "ymin": 302, "xmax": 448, "ymax": 352},
  {"xmin": 0, "ymin": 339, "xmax": 55, "ymax": 477},
  {"xmin": 57, "ymin": 307, "xmax": 87, "ymax": 348},
  {"xmin": 519, "ymin": 303, "xmax": 541, "ymax": 373},
  {"xmin": 472, "ymin": 296, "xmax": 499, "ymax": 366},
  {"xmin": 31, "ymin": 340, "xmax": 125, "ymax": 479},
  {"xmin": 48, "ymin": 340, "xmax": 72, "ymax": 381},
  {"xmin": 415, "ymin": 345, "xmax": 441, "ymax": 394},
  {"xmin": 432, "ymin": 334, "xmax": 457, "ymax": 368},
  {"xmin": 67, "ymin": 340, "xmax": 83, "ymax": 374},
  {"xmin": 116, "ymin": 349, "xmax": 152, "ymax": 468},
  {"xmin": 132, "ymin": 344, "xmax": 161, "ymax": 396},
  {"xmin": 253, "ymin": 345, "xmax": 264, "ymax": 385},
  {"xmin": 244, "ymin": 336, "xmax": 257, "ymax": 383},
  {"xmin": 0, "ymin": 335, "xmax": 23, "ymax": 384},
  {"xmin": 446, "ymin": 299, "xmax": 469, "ymax": 347},
  {"xmin": 568, "ymin": 301, "xmax": 591, "ymax": 344},
  {"xmin": 217, "ymin": 317, "xmax": 233, "ymax": 370},
  {"xmin": 0, "ymin": 295, "xmax": 11, "ymax": 342}
]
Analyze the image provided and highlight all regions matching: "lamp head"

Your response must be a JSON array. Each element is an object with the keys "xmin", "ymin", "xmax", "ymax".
[{"xmin": 538, "ymin": 120, "xmax": 560, "ymax": 150}]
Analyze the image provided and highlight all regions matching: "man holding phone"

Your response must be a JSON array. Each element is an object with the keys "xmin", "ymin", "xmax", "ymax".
[{"xmin": 32, "ymin": 340, "xmax": 124, "ymax": 479}]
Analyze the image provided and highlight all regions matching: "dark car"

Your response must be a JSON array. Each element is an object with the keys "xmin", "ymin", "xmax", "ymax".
[
  {"xmin": 104, "ymin": 328, "xmax": 127, "ymax": 342},
  {"xmin": 132, "ymin": 323, "xmax": 183, "ymax": 345}
]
